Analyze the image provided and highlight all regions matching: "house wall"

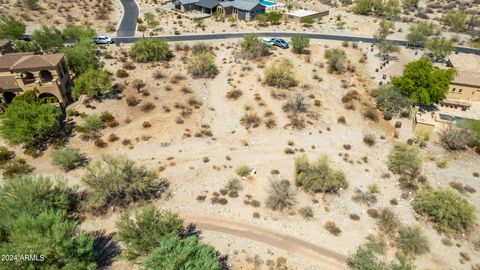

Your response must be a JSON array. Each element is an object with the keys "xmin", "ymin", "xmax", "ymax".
[
  {"xmin": 283, "ymin": 10, "xmax": 329, "ymax": 23},
  {"xmin": 447, "ymin": 83, "xmax": 480, "ymax": 102}
]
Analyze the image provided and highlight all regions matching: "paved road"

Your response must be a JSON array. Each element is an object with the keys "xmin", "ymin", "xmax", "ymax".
[
  {"xmin": 117, "ymin": 0, "xmax": 138, "ymax": 37},
  {"xmin": 113, "ymin": 32, "xmax": 480, "ymax": 55},
  {"xmin": 182, "ymin": 214, "xmax": 348, "ymax": 270}
]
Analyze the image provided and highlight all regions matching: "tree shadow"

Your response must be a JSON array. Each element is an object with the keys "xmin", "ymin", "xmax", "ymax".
[{"xmin": 91, "ymin": 230, "xmax": 121, "ymax": 269}]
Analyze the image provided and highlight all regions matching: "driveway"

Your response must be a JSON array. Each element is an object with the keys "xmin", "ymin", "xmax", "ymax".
[{"xmin": 117, "ymin": 0, "xmax": 138, "ymax": 37}]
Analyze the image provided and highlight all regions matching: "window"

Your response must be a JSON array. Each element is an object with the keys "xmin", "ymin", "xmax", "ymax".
[
  {"xmin": 459, "ymin": 89, "xmax": 463, "ymax": 93},
  {"xmin": 451, "ymin": 88, "xmax": 456, "ymax": 92}
]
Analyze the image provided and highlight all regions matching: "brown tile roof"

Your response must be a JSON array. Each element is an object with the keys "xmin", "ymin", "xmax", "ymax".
[
  {"xmin": 11, "ymin": 54, "xmax": 64, "ymax": 71},
  {"xmin": 451, "ymin": 70, "xmax": 480, "ymax": 87},
  {"xmin": 0, "ymin": 75, "xmax": 21, "ymax": 92},
  {"xmin": 0, "ymin": 53, "xmax": 33, "ymax": 71},
  {"xmin": 448, "ymin": 54, "xmax": 480, "ymax": 72}
]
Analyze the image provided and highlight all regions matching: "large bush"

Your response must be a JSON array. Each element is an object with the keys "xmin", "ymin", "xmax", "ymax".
[
  {"xmin": 374, "ymin": 85, "xmax": 412, "ymax": 117},
  {"xmin": 82, "ymin": 154, "xmax": 162, "ymax": 212},
  {"xmin": 0, "ymin": 100, "xmax": 60, "ymax": 146},
  {"xmin": 130, "ymin": 39, "xmax": 171, "ymax": 62},
  {"xmin": 324, "ymin": 48, "xmax": 347, "ymax": 73},
  {"xmin": 75, "ymin": 114, "xmax": 104, "ymax": 139},
  {"xmin": 266, "ymin": 179, "xmax": 295, "ymax": 211},
  {"xmin": 388, "ymin": 143, "xmax": 422, "ymax": 177},
  {"xmin": 117, "ymin": 205, "xmax": 183, "ymax": 259},
  {"xmin": 63, "ymin": 39, "xmax": 99, "ymax": 74},
  {"xmin": 0, "ymin": 16, "xmax": 26, "ymax": 39},
  {"xmin": 294, "ymin": 155, "xmax": 348, "ymax": 193},
  {"xmin": 51, "ymin": 147, "xmax": 85, "ymax": 171},
  {"xmin": 291, "ymin": 34, "xmax": 310, "ymax": 54},
  {"xmin": 142, "ymin": 235, "xmax": 220, "ymax": 270},
  {"xmin": 264, "ymin": 58, "xmax": 297, "ymax": 88},
  {"xmin": 239, "ymin": 34, "xmax": 269, "ymax": 59},
  {"xmin": 187, "ymin": 52, "xmax": 219, "ymax": 78},
  {"xmin": 31, "ymin": 26, "xmax": 64, "ymax": 52},
  {"xmin": 72, "ymin": 68, "xmax": 112, "ymax": 99},
  {"xmin": 396, "ymin": 225, "xmax": 429, "ymax": 256},
  {"xmin": 413, "ymin": 187, "xmax": 476, "ymax": 233}
]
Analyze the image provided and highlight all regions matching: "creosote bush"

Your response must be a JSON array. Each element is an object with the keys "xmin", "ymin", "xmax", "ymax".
[
  {"xmin": 266, "ymin": 179, "xmax": 295, "ymax": 211},
  {"xmin": 396, "ymin": 225, "xmax": 430, "ymax": 256},
  {"xmin": 239, "ymin": 33, "xmax": 269, "ymax": 59},
  {"xmin": 294, "ymin": 155, "xmax": 348, "ymax": 193},
  {"xmin": 130, "ymin": 39, "xmax": 171, "ymax": 62},
  {"xmin": 264, "ymin": 58, "xmax": 297, "ymax": 88},
  {"xmin": 187, "ymin": 52, "xmax": 219, "ymax": 78},
  {"xmin": 388, "ymin": 143, "xmax": 422, "ymax": 177},
  {"xmin": 324, "ymin": 48, "xmax": 347, "ymax": 73},
  {"xmin": 235, "ymin": 165, "xmax": 250, "ymax": 177}
]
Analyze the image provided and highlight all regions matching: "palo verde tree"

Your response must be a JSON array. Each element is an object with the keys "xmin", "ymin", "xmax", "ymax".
[
  {"xmin": 130, "ymin": 39, "xmax": 171, "ymax": 62},
  {"xmin": 0, "ymin": 16, "xmax": 25, "ymax": 39},
  {"xmin": 0, "ymin": 100, "xmax": 61, "ymax": 146},
  {"xmin": 406, "ymin": 21, "xmax": 439, "ymax": 47},
  {"xmin": 62, "ymin": 39, "xmax": 99, "ymax": 74},
  {"xmin": 291, "ymin": 34, "xmax": 310, "ymax": 54},
  {"xmin": 31, "ymin": 26, "xmax": 64, "ymax": 52},
  {"xmin": 62, "ymin": 25, "xmax": 96, "ymax": 43},
  {"xmin": 425, "ymin": 37, "xmax": 453, "ymax": 61},
  {"xmin": 71, "ymin": 68, "xmax": 112, "ymax": 99},
  {"xmin": 391, "ymin": 58, "xmax": 455, "ymax": 105},
  {"xmin": 374, "ymin": 20, "xmax": 399, "ymax": 59}
]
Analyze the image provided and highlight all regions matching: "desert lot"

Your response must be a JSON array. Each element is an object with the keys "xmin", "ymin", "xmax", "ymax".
[{"xmin": 6, "ymin": 39, "xmax": 480, "ymax": 270}]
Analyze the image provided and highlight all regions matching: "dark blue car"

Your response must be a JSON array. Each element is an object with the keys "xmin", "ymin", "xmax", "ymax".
[{"xmin": 272, "ymin": 38, "xmax": 289, "ymax": 49}]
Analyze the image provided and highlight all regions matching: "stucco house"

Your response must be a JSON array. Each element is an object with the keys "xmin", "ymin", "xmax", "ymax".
[
  {"xmin": 175, "ymin": 0, "xmax": 266, "ymax": 21},
  {"xmin": 0, "ymin": 53, "xmax": 72, "ymax": 107},
  {"xmin": 446, "ymin": 54, "xmax": 480, "ymax": 102}
]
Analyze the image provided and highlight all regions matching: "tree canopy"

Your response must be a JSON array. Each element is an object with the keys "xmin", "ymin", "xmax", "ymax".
[
  {"xmin": 62, "ymin": 39, "xmax": 99, "ymax": 74},
  {"xmin": 391, "ymin": 58, "xmax": 455, "ymax": 105},
  {"xmin": 425, "ymin": 37, "xmax": 453, "ymax": 61},
  {"xmin": 0, "ymin": 16, "xmax": 25, "ymax": 39},
  {"xmin": 130, "ymin": 39, "xmax": 171, "ymax": 62},
  {"xmin": 72, "ymin": 68, "xmax": 112, "ymax": 98},
  {"xmin": 0, "ymin": 100, "xmax": 60, "ymax": 146},
  {"xmin": 62, "ymin": 25, "xmax": 96, "ymax": 43},
  {"xmin": 31, "ymin": 26, "xmax": 64, "ymax": 52}
]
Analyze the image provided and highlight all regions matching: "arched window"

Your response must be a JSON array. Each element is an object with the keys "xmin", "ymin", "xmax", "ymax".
[
  {"xmin": 21, "ymin": 71, "xmax": 35, "ymax": 85},
  {"xmin": 38, "ymin": 93, "xmax": 59, "ymax": 104},
  {"xmin": 39, "ymin": 70, "xmax": 53, "ymax": 83},
  {"xmin": 3, "ymin": 92, "xmax": 16, "ymax": 103}
]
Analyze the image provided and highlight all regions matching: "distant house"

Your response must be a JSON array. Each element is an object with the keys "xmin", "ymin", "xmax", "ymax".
[
  {"xmin": 283, "ymin": 9, "xmax": 329, "ymax": 23},
  {"xmin": 446, "ymin": 54, "xmax": 480, "ymax": 102},
  {"xmin": 0, "ymin": 39, "xmax": 15, "ymax": 55},
  {"xmin": 175, "ymin": 0, "xmax": 266, "ymax": 21},
  {"xmin": 0, "ymin": 53, "xmax": 72, "ymax": 107}
]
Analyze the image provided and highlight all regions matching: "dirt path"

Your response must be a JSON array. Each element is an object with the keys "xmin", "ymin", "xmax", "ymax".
[{"xmin": 182, "ymin": 214, "xmax": 349, "ymax": 270}]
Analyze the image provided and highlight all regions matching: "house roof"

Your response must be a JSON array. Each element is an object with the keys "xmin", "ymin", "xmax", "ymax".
[
  {"xmin": 0, "ymin": 75, "xmax": 21, "ymax": 92},
  {"xmin": 196, "ymin": 0, "xmax": 219, "ymax": 9},
  {"xmin": 451, "ymin": 70, "xmax": 480, "ymax": 87},
  {"xmin": 448, "ymin": 54, "xmax": 480, "ymax": 72},
  {"xmin": 179, "ymin": 0, "xmax": 199, "ymax": 4},
  {"xmin": 10, "ymin": 54, "xmax": 64, "ymax": 71},
  {"xmin": 232, "ymin": 0, "xmax": 260, "ymax": 10},
  {"xmin": 0, "ymin": 53, "xmax": 34, "ymax": 72}
]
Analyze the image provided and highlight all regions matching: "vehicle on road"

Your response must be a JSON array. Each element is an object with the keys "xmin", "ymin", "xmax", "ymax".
[
  {"xmin": 262, "ymin": 38, "xmax": 275, "ymax": 47},
  {"xmin": 273, "ymin": 38, "xmax": 289, "ymax": 49},
  {"xmin": 93, "ymin": 36, "xmax": 113, "ymax": 44}
]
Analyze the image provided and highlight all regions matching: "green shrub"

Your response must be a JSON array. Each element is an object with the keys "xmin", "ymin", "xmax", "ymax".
[
  {"xmin": 264, "ymin": 58, "xmax": 297, "ymax": 88},
  {"xmin": 117, "ymin": 205, "xmax": 183, "ymax": 259},
  {"xmin": 367, "ymin": 183, "xmax": 380, "ymax": 194},
  {"xmin": 72, "ymin": 68, "xmax": 112, "ymax": 99},
  {"xmin": 51, "ymin": 147, "xmax": 84, "ymax": 171},
  {"xmin": 225, "ymin": 177, "xmax": 243, "ymax": 192},
  {"xmin": 298, "ymin": 206, "xmax": 314, "ymax": 220},
  {"xmin": 373, "ymin": 85, "xmax": 412, "ymax": 117},
  {"xmin": 0, "ymin": 16, "xmax": 26, "ymax": 39},
  {"xmin": 142, "ymin": 235, "xmax": 220, "ymax": 270},
  {"xmin": 239, "ymin": 33, "xmax": 269, "ymax": 59},
  {"xmin": 324, "ymin": 48, "xmax": 346, "ymax": 73},
  {"xmin": 291, "ymin": 34, "xmax": 310, "ymax": 54},
  {"xmin": 116, "ymin": 69, "xmax": 129, "ymax": 78},
  {"xmin": 1, "ymin": 158, "xmax": 34, "ymax": 179},
  {"xmin": 76, "ymin": 114, "xmax": 103, "ymax": 139},
  {"xmin": 378, "ymin": 208, "xmax": 400, "ymax": 235},
  {"xmin": 130, "ymin": 39, "xmax": 171, "ymax": 62},
  {"xmin": 191, "ymin": 42, "xmax": 210, "ymax": 55},
  {"xmin": 413, "ymin": 187, "xmax": 476, "ymax": 233},
  {"xmin": 388, "ymin": 143, "xmax": 422, "ymax": 177},
  {"xmin": 294, "ymin": 155, "xmax": 348, "ymax": 193},
  {"xmin": 235, "ymin": 165, "xmax": 250, "ymax": 177},
  {"xmin": 82, "ymin": 154, "xmax": 161, "ymax": 212},
  {"xmin": 0, "ymin": 146, "xmax": 14, "ymax": 165},
  {"xmin": 187, "ymin": 52, "xmax": 219, "ymax": 78},
  {"xmin": 396, "ymin": 225, "xmax": 429, "ymax": 256}
]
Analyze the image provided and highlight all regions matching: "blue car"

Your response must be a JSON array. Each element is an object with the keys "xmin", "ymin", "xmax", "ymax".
[{"xmin": 272, "ymin": 38, "xmax": 289, "ymax": 49}]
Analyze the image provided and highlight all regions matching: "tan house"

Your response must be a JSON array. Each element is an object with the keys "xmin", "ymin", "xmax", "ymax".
[
  {"xmin": 446, "ymin": 54, "xmax": 480, "ymax": 102},
  {"xmin": 0, "ymin": 53, "xmax": 72, "ymax": 107}
]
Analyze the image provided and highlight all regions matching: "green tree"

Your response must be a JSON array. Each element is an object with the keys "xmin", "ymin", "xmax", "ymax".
[
  {"xmin": 51, "ymin": 147, "xmax": 84, "ymax": 172},
  {"xmin": 62, "ymin": 39, "xmax": 99, "ymax": 73},
  {"xmin": 391, "ymin": 58, "xmax": 455, "ymax": 105},
  {"xmin": 0, "ymin": 16, "xmax": 25, "ymax": 39},
  {"xmin": 117, "ymin": 205, "xmax": 183, "ymax": 259},
  {"xmin": 130, "ymin": 39, "xmax": 171, "ymax": 62},
  {"xmin": 295, "ymin": 155, "xmax": 348, "ymax": 193},
  {"xmin": 413, "ymin": 187, "xmax": 476, "ymax": 233},
  {"xmin": 425, "ymin": 37, "xmax": 453, "ymax": 61},
  {"xmin": 82, "ymin": 154, "xmax": 160, "ymax": 212},
  {"xmin": 324, "ymin": 48, "xmax": 347, "ymax": 73},
  {"xmin": 72, "ymin": 68, "xmax": 112, "ymax": 98},
  {"xmin": 374, "ymin": 20, "xmax": 394, "ymax": 41},
  {"xmin": 388, "ymin": 143, "xmax": 422, "ymax": 177},
  {"xmin": 187, "ymin": 52, "xmax": 219, "ymax": 78},
  {"xmin": 300, "ymin": 16, "xmax": 314, "ymax": 26},
  {"xmin": 396, "ymin": 225, "xmax": 429, "ymax": 256},
  {"xmin": 12, "ymin": 40, "xmax": 41, "ymax": 52},
  {"xmin": 373, "ymin": 85, "xmax": 412, "ymax": 116},
  {"xmin": 239, "ymin": 33, "xmax": 270, "ymax": 59},
  {"xmin": 406, "ymin": 21, "xmax": 439, "ymax": 47},
  {"xmin": 266, "ymin": 11, "xmax": 282, "ymax": 25},
  {"xmin": 442, "ymin": 11, "xmax": 468, "ymax": 32},
  {"xmin": 0, "ymin": 100, "xmax": 60, "ymax": 146},
  {"xmin": 291, "ymin": 34, "xmax": 310, "ymax": 54},
  {"xmin": 31, "ymin": 26, "xmax": 64, "ymax": 52},
  {"xmin": 142, "ymin": 235, "xmax": 220, "ymax": 270},
  {"xmin": 62, "ymin": 25, "xmax": 96, "ymax": 43}
]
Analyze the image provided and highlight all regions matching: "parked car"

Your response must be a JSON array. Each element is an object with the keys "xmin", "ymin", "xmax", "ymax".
[
  {"xmin": 93, "ymin": 36, "xmax": 113, "ymax": 44},
  {"xmin": 261, "ymin": 38, "xmax": 275, "ymax": 47},
  {"xmin": 272, "ymin": 38, "xmax": 289, "ymax": 49}
]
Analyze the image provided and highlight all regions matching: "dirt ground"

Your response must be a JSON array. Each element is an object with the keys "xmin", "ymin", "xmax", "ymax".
[{"xmin": 4, "ymin": 39, "xmax": 477, "ymax": 270}]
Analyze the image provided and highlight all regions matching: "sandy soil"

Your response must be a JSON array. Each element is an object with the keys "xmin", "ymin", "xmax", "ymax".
[{"xmin": 3, "ymin": 40, "xmax": 479, "ymax": 270}]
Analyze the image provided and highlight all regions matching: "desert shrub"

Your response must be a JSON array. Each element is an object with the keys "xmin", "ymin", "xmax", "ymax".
[
  {"xmin": 324, "ymin": 48, "xmax": 346, "ymax": 73},
  {"xmin": 266, "ymin": 179, "xmax": 295, "ymax": 211},
  {"xmin": 239, "ymin": 33, "xmax": 269, "ymax": 59},
  {"xmin": 388, "ymin": 143, "xmax": 421, "ymax": 177},
  {"xmin": 126, "ymin": 95, "xmax": 139, "ymax": 106},
  {"xmin": 240, "ymin": 113, "xmax": 261, "ymax": 129},
  {"xmin": 350, "ymin": 213, "xmax": 360, "ymax": 220},
  {"xmin": 1, "ymin": 158, "xmax": 34, "ymax": 179},
  {"xmin": 324, "ymin": 221, "xmax": 341, "ymax": 235},
  {"xmin": 117, "ymin": 205, "xmax": 183, "ymax": 259},
  {"xmin": 298, "ymin": 206, "xmax": 314, "ymax": 220},
  {"xmin": 378, "ymin": 208, "xmax": 400, "ymax": 234},
  {"xmin": 100, "ymin": 111, "xmax": 119, "ymax": 127},
  {"xmin": 348, "ymin": 245, "xmax": 383, "ymax": 270},
  {"xmin": 283, "ymin": 94, "xmax": 307, "ymax": 113},
  {"xmin": 116, "ymin": 69, "xmax": 129, "ymax": 78},
  {"xmin": 191, "ymin": 42, "xmax": 210, "ymax": 55},
  {"xmin": 264, "ymin": 58, "xmax": 297, "ymax": 88},
  {"xmin": 363, "ymin": 134, "xmax": 376, "ymax": 146},
  {"xmin": 76, "ymin": 114, "xmax": 103, "ymax": 139},
  {"xmin": 81, "ymin": 154, "xmax": 162, "ymax": 212},
  {"xmin": 438, "ymin": 126, "xmax": 471, "ymax": 151},
  {"xmin": 226, "ymin": 90, "xmax": 243, "ymax": 100},
  {"xmin": 352, "ymin": 189, "xmax": 377, "ymax": 206},
  {"xmin": 130, "ymin": 39, "xmax": 171, "ymax": 62},
  {"xmin": 294, "ymin": 155, "xmax": 348, "ymax": 193},
  {"xmin": 291, "ymin": 34, "xmax": 310, "ymax": 54},
  {"xmin": 413, "ymin": 187, "xmax": 476, "ymax": 233},
  {"xmin": 0, "ymin": 147, "xmax": 14, "ymax": 165},
  {"xmin": 396, "ymin": 225, "xmax": 429, "ymax": 256},
  {"xmin": 187, "ymin": 52, "xmax": 219, "ymax": 78},
  {"xmin": 363, "ymin": 108, "xmax": 379, "ymax": 122},
  {"xmin": 235, "ymin": 165, "xmax": 250, "ymax": 177},
  {"xmin": 367, "ymin": 209, "xmax": 380, "ymax": 218},
  {"xmin": 51, "ymin": 147, "xmax": 84, "ymax": 171},
  {"xmin": 374, "ymin": 85, "xmax": 412, "ymax": 117},
  {"xmin": 142, "ymin": 235, "xmax": 220, "ymax": 270},
  {"xmin": 225, "ymin": 177, "xmax": 243, "ymax": 192},
  {"xmin": 368, "ymin": 183, "xmax": 380, "ymax": 194},
  {"xmin": 141, "ymin": 102, "xmax": 156, "ymax": 112}
]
